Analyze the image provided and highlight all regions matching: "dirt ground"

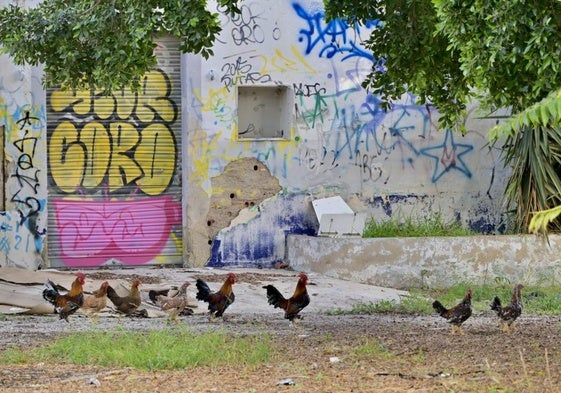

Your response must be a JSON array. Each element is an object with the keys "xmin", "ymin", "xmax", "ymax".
[{"xmin": 1, "ymin": 269, "xmax": 560, "ymax": 392}]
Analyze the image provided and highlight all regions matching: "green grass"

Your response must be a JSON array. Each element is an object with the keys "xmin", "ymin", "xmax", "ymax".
[
  {"xmin": 363, "ymin": 213, "xmax": 476, "ymax": 238},
  {"xmin": 0, "ymin": 328, "xmax": 271, "ymax": 370},
  {"xmin": 328, "ymin": 280, "xmax": 561, "ymax": 316},
  {"xmin": 353, "ymin": 337, "xmax": 393, "ymax": 359}
]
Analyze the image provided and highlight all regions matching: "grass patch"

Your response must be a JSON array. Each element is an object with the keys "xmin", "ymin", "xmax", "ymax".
[
  {"xmin": 0, "ymin": 328, "xmax": 271, "ymax": 370},
  {"xmin": 0, "ymin": 347, "xmax": 29, "ymax": 364},
  {"xmin": 327, "ymin": 290, "xmax": 434, "ymax": 315},
  {"xmin": 363, "ymin": 213, "xmax": 476, "ymax": 238},
  {"xmin": 353, "ymin": 337, "xmax": 393, "ymax": 360},
  {"xmin": 327, "ymin": 280, "xmax": 561, "ymax": 316}
]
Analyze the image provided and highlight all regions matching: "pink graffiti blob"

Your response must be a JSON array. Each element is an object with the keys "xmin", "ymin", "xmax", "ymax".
[{"xmin": 53, "ymin": 196, "xmax": 181, "ymax": 267}]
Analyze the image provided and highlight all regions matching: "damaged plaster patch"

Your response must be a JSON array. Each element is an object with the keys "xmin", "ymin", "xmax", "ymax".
[{"xmin": 207, "ymin": 157, "xmax": 281, "ymax": 240}]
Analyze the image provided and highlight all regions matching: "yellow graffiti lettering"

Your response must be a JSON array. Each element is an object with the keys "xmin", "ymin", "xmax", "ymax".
[
  {"xmin": 50, "ymin": 89, "xmax": 92, "ymax": 115},
  {"xmin": 49, "ymin": 121, "xmax": 112, "ymax": 192},
  {"xmin": 49, "ymin": 67, "xmax": 178, "ymax": 196},
  {"xmin": 135, "ymin": 124, "xmax": 176, "ymax": 196},
  {"xmin": 115, "ymin": 89, "xmax": 137, "ymax": 120},
  {"xmin": 136, "ymin": 70, "xmax": 176, "ymax": 123},
  {"xmin": 93, "ymin": 89, "xmax": 137, "ymax": 120},
  {"xmin": 51, "ymin": 70, "xmax": 177, "ymax": 125},
  {"xmin": 257, "ymin": 46, "xmax": 317, "ymax": 75},
  {"xmin": 80, "ymin": 122, "xmax": 111, "ymax": 188},
  {"xmin": 92, "ymin": 94, "xmax": 115, "ymax": 120},
  {"xmin": 194, "ymin": 86, "xmax": 236, "ymax": 126},
  {"xmin": 49, "ymin": 122, "xmax": 85, "ymax": 192},
  {"xmin": 49, "ymin": 120, "xmax": 175, "ymax": 195},
  {"xmin": 107, "ymin": 122, "xmax": 143, "ymax": 192}
]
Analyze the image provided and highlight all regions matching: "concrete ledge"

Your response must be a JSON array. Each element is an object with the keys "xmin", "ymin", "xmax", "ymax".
[{"xmin": 287, "ymin": 234, "xmax": 561, "ymax": 288}]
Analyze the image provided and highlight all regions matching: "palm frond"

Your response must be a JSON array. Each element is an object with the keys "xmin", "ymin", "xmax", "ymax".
[
  {"xmin": 529, "ymin": 205, "xmax": 561, "ymax": 234},
  {"xmin": 490, "ymin": 89, "xmax": 561, "ymax": 140}
]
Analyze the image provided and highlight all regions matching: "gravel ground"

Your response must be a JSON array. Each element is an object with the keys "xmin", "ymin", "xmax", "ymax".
[{"xmin": 1, "ymin": 268, "xmax": 560, "ymax": 392}]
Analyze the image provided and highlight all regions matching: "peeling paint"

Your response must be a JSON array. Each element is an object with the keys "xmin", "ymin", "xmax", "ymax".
[
  {"xmin": 208, "ymin": 194, "xmax": 317, "ymax": 267},
  {"xmin": 207, "ymin": 157, "xmax": 281, "ymax": 239}
]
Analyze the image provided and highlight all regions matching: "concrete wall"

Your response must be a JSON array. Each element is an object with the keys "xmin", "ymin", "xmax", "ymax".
[
  {"xmin": 1, "ymin": 0, "xmax": 512, "ymax": 270},
  {"xmin": 184, "ymin": 0, "xmax": 511, "ymax": 267},
  {"xmin": 287, "ymin": 234, "xmax": 561, "ymax": 288}
]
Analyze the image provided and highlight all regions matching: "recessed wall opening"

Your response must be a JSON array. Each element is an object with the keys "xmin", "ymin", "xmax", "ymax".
[{"xmin": 237, "ymin": 85, "xmax": 292, "ymax": 140}]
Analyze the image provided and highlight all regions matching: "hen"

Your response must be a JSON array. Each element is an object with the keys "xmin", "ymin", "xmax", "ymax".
[
  {"xmin": 148, "ymin": 286, "xmax": 177, "ymax": 305},
  {"xmin": 196, "ymin": 273, "xmax": 236, "ymax": 322},
  {"xmin": 155, "ymin": 281, "xmax": 191, "ymax": 323},
  {"xmin": 432, "ymin": 288, "xmax": 472, "ymax": 335},
  {"xmin": 263, "ymin": 272, "xmax": 310, "ymax": 329},
  {"xmin": 81, "ymin": 281, "xmax": 109, "ymax": 318},
  {"xmin": 106, "ymin": 279, "xmax": 142, "ymax": 316},
  {"xmin": 490, "ymin": 283, "xmax": 524, "ymax": 333},
  {"xmin": 42, "ymin": 272, "xmax": 86, "ymax": 322}
]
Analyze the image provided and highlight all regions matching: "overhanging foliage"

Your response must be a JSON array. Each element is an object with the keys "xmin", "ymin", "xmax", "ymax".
[
  {"xmin": 323, "ymin": 0, "xmax": 561, "ymax": 133},
  {"xmin": 0, "ymin": 0, "xmax": 240, "ymax": 92}
]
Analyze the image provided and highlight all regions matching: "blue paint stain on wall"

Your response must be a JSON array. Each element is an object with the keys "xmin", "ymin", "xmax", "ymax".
[
  {"xmin": 206, "ymin": 191, "xmax": 507, "ymax": 268},
  {"xmin": 207, "ymin": 194, "xmax": 317, "ymax": 268},
  {"xmin": 364, "ymin": 194, "xmax": 429, "ymax": 217},
  {"xmin": 468, "ymin": 215, "xmax": 507, "ymax": 234},
  {"xmin": 364, "ymin": 194, "xmax": 507, "ymax": 234}
]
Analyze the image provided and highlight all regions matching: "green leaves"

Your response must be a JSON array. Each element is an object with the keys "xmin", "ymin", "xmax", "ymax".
[
  {"xmin": 433, "ymin": 0, "xmax": 561, "ymax": 119},
  {"xmin": 324, "ymin": 0, "xmax": 561, "ymax": 133},
  {"xmin": 0, "ymin": 0, "xmax": 241, "ymax": 92},
  {"xmin": 490, "ymin": 89, "xmax": 561, "ymax": 140},
  {"xmin": 529, "ymin": 205, "xmax": 561, "ymax": 235}
]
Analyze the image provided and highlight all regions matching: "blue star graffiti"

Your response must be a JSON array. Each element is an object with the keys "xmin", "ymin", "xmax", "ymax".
[{"xmin": 420, "ymin": 130, "xmax": 474, "ymax": 183}]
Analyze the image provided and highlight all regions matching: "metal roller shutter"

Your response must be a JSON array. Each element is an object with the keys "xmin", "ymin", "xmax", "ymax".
[{"xmin": 46, "ymin": 36, "xmax": 183, "ymax": 268}]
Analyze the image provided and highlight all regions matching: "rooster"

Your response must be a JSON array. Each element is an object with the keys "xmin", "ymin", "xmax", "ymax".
[
  {"xmin": 263, "ymin": 272, "xmax": 310, "ymax": 329},
  {"xmin": 42, "ymin": 272, "xmax": 86, "ymax": 322},
  {"xmin": 432, "ymin": 288, "xmax": 472, "ymax": 335},
  {"xmin": 195, "ymin": 273, "xmax": 236, "ymax": 322},
  {"xmin": 81, "ymin": 281, "xmax": 109, "ymax": 319},
  {"xmin": 490, "ymin": 283, "xmax": 524, "ymax": 333},
  {"xmin": 106, "ymin": 279, "xmax": 142, "ymax": 316},
  {"xmin": 155, "ymin": 281, "xmax": 191, "ymax": 323}
]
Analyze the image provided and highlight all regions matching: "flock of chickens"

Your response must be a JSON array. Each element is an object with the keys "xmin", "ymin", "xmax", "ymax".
[
  {"xmin": 41, "ymin": 271, "xmax": 523, "ymax": 334},
  {"xmin": 41, "ymin": 271, "xmax": 311, "ymax": 327},
  {"xmin": 432, "ymin": 283, "xmax": 525, "ymax": 334}
]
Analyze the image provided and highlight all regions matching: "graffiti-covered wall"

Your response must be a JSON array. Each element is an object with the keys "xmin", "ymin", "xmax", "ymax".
[
  {"xmin": 0, "ymin": 53, "xmax": 47, "ymax": 269},
  {"xmin": 184, "ymin": 0, "xmax": 510, "ymax": 267},
  {"xmin": 1, "ymin": 0, "xmax": 511, "ymax": 270}
]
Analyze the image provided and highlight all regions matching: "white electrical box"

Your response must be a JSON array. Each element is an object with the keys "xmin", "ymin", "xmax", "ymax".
[{"xmin": 311, "ymin": 196, "xmax": 366, "ymax": 237}]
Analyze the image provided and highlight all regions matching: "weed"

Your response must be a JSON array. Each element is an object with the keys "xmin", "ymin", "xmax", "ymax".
[
  {"xmin": 353, "ymin": 338, "xmax": 393, "ymax": 360},
  {"xmin": 363, "ymin": 212, "xmax": 476, "ymax": 238},
  {"xmin": 0, "ymin": 328, "xmax": 271, "ymax": 370},
  {"xmin": 413, "ymin": 348, "xmax": 425, "ymax": 363}
]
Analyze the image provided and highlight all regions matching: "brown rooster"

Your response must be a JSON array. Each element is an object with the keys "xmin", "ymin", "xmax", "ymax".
[
  {"xmin": 81, "ymin": 281, "xmax": 109, "ymax": 318},
  {"xmin": 106, "ymin": 279, "xmax": 142, "ymax": 316},
  {"xmin": 263, "ymin": 272, "xmax": 311, "ymax": 329},
  {"xmin": 432, "ymin": 288, "xmax": 472, "ymax": 335},
  {"xmin": 195, "ymin": 273, "xmax": 236, "ymax": 322},
  {"xmin": 490, "ymin": 283, "xmax": 524, "ymax": 333},
  {"xmin": 155, "ymin": 281, "xmax": 191, "ymax": 323},
  {"xmin": 42, "ymin": 272, "xmax": 86, "ymax": 322}
]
